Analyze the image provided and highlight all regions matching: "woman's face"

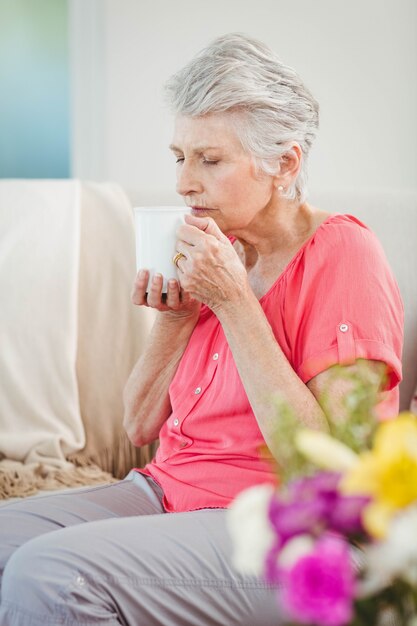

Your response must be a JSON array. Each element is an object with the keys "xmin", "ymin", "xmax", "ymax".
[{"xmin": 170, "ymin": 113, "xmax": 277, "ymax": 234}]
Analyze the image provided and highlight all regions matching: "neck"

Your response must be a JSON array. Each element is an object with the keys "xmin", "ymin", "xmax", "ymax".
[{"xmin": 232, "ymin": 200, "xmax": 317, "ymax": 259}]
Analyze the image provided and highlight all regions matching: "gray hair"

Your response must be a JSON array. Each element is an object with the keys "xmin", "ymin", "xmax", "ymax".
[{"xmin": 165, "ymin": 33, "xmax": 319, "ymax": 202}]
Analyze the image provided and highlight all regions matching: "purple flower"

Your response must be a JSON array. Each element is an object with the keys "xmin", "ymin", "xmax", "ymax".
[
  {"xmin": 290, "ymin": 472, "xmax": 342, "ymax": 499},
  {"xmin": 329, "ymin": 494, "xmax": 370, "ymax": 535},
  {"xmin": 268, "ymin": 495, "xmax": 328, "ymax": 543},
  {"xmin": 280, "ymin": 534, "xmax": 355, "ymax": 626},
  {"xmin": 268, "ymin": 472, "xmax": 369, "ymax": 545}
]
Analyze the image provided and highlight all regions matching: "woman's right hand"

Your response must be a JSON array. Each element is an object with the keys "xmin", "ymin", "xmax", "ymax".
[{"xmin": 131, "ymin": 269, "xmax": 201, "ymax": 318}]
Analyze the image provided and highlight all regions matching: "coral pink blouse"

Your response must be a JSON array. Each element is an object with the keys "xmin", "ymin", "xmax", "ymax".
[{"xmin": 138, "ymin": 214, "xmax": 404, "ymax": 512}]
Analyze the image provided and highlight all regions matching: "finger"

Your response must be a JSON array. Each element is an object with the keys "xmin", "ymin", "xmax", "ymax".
[
  {"xmin": 131, "ymin": 269, "xmax": 150, "ymax": 305},
  {"xmin": 176, "ymin": 222, "xmax": 223, "ymax": 247},
  {"xmin": 176, "ymin": 223, "xmax": 203, "ymax": 246},
  {"xmin": 165, "ymin": 279, "xmax": 181, "ymax": 308},
  {"xmin": 179, "ymin": 288, "xmax": 197, "ymax": 306},
  {"xmin": 184, "ymin": 214, "xmax": 226, "ymax": 241},
  {"xmin": 146, "ymin": 273, "xmax": 165, "ymax": 308}
]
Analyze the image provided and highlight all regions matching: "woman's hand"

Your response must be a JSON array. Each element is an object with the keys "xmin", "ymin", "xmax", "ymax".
[
  {"xmin": 131, "ymin": 269, "xmax": 201, "ymax": 320},
  {"xmin": 126, "ymin": 267, "xmax": 202, "ymax": 446},
  {"xmin": 174, "ymin": 214, "xmax": 249, "ymax": 311}
]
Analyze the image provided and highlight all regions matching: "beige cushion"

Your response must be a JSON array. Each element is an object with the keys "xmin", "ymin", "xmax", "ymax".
[{"xmin": 72, "ymin": 181, "xmax": 156, "ymax": 477}]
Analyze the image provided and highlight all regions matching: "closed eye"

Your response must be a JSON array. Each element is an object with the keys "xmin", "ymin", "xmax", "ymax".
[{"xmin": 175, "ymin": 157, "xmax": 218, "ymax": 165}]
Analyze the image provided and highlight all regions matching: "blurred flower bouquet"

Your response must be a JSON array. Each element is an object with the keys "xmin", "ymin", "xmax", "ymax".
[{"xmin": 227, "ymin": 365, "xmax": 417, "ymax": 626}]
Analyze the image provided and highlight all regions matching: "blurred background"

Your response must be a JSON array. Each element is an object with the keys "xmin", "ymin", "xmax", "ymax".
[
  {"xmin": 0, "ymin": 0, "xmax": 70, "ymax": 178},
  {"xmin": 0, "ymin": 0, "xmax": 416, "ymax": 203}
]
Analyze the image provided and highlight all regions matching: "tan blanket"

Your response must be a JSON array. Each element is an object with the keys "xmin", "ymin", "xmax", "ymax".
[{"xmin": 0, "ymin": 180, "xmax": 155, "ymax": 498}]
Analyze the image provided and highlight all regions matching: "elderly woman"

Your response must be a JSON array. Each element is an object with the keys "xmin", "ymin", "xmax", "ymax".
[{"xmin": 0, "ymin": 34, "xmax": 403, "ymax": 626}]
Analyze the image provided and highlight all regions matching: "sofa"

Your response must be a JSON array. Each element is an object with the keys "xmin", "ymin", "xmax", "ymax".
[
  {"xmin": 0, "ymin": 181, "xmax": 416, "ymax": 500},
  {"xmin": 0, "ymin": 180, "xmax": 156, "ymax": 499}
]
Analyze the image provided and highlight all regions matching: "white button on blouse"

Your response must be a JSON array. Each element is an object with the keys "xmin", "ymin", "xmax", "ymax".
[
  {"xmin": 194, "ymin": 387, "xmax": 202, "ymax": 395},
  {"xmin": 212, "ymin": 353, "xmax": 219, "ymax": 360},
  {"xmin": 339, "ymin": 324, "xmax": 349, "ymax": 332},
  {"xmin": 173, "ymin": 418, "xmax": 179, "ymax": 426}
]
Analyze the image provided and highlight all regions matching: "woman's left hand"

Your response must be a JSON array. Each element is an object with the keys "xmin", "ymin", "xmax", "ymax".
[{"xmin": 174, "ymin": 214, "xmax": 249, "ymax": 311}]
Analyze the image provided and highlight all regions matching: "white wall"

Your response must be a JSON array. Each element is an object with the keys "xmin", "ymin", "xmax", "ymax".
[{"xmin": 69, "ymin": 0, "xmax": 417, "ymax": 205}]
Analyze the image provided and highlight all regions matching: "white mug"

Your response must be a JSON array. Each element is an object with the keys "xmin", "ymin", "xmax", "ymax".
[{"xmin": 134, "ymin": 206, "xmax": 189, "ymax": 293}]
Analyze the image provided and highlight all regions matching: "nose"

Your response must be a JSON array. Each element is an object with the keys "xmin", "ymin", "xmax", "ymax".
[{"xmin": 176, "ymin": 160, "xmax": 204, "ymax": 197}]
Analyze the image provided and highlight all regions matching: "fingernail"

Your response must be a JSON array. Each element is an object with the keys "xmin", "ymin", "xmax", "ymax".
[
  {"xmin": 153, "ymin": 273, "xmax": 162, "ymax": 281},
  {"xmin": 139, "ymin": 269, "xmax": 146, "ymax": 278}
]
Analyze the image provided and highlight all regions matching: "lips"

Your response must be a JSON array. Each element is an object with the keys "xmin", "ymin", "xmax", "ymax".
[{"xmin": 190, "ymin": 206, "xmax": 213, "ymax": 214}]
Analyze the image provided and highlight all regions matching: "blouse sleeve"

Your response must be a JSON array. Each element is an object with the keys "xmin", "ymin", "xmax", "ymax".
[{"xmin": 284, "ymin": 216, "xmax": 404, "ymax": 390}]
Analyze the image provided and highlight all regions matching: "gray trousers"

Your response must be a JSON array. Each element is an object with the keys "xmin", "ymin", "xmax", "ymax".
[{"xmin": 0, "ymin": 471, "xmax": 281, "ymax": 626}]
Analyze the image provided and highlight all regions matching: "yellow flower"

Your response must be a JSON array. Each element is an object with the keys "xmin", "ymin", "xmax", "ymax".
[
  {"xmin": 341, "ymin": 413, "xmax": 417, "ymax": 538},
  {"xmin": 295, "ymin": 429, "xmax": 358, "ymax": 472}
]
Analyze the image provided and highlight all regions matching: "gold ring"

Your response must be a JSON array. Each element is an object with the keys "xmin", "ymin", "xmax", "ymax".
[{"xmin": 172, "ymin": 252, "xmax": 186, "ymax": 268}]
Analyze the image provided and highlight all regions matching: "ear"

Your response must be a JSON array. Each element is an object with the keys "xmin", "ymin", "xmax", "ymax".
[{"xmin": 273, "ymin": 142, "xmax": 302, "ymax": 190}]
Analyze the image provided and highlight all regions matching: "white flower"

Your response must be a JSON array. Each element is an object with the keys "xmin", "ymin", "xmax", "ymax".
[
  {"xmin": 226, "ymin": 484, "xmax": 276, "ymax": 576},
  {"xmin": 295, "ymin": 429, "xmax": 358, "ymax": 472},
  {"xmin": 361, "ymin": 505, "xmax": 417, "ymax": 594},
  {"xmin": 278, "ymin": 534, "xmax": 314, "ymax": 568}
]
